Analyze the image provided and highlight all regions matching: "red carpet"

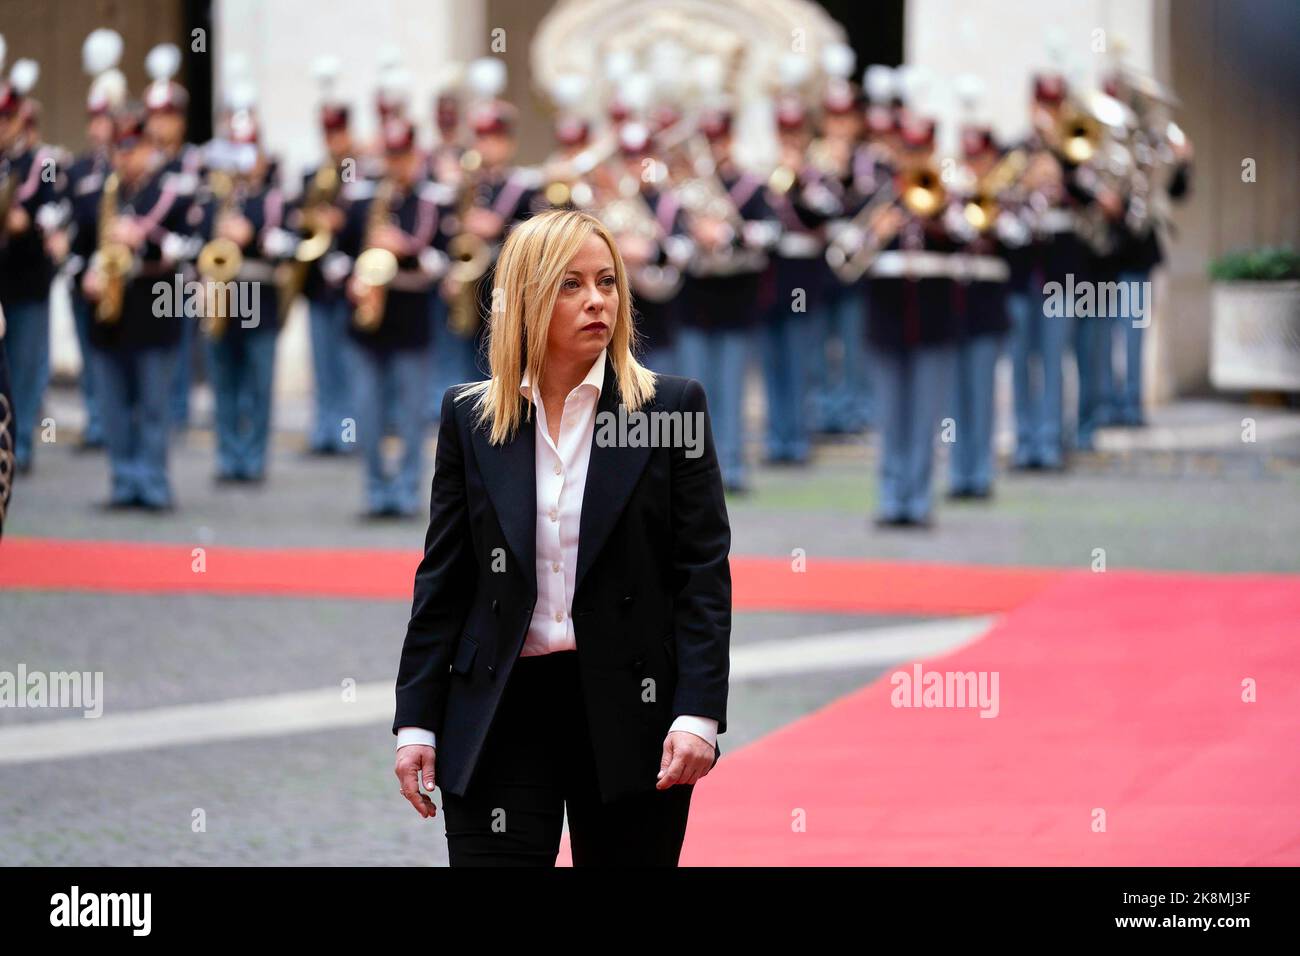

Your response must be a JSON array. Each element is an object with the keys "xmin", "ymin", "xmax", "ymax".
[
  {"xmin": 657, "ymin": 571, "xmax": 1300, "ymax": 866},
  {"xmin": 7, "ymin": 536, "xmax": 1296, "ymax": 865},
  {"xmin": 0, "ymin": 537, "xmax": 1060, "ymax": 615}
]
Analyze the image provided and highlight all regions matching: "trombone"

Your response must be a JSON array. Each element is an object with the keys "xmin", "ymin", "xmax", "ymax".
[{"xmin": 826, "ymin": 163, "xmax": 947, "ymax": 282}]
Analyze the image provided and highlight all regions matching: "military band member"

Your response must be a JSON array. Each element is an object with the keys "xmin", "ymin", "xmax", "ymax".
[
  {"xmin": 436, "ymin": 89, "xmax": 540, "ymax": 392},
  {"xmin": 761, "ymin": 92, "xmax": 841, "ymax": 465},
  {"xmin": 1005, "ymin": 73, "xmax": 1086, "ymax": 470},
  {"xmin": 0, "ymin": 56, "xmax": 59, "ymax": 475},
  {"xmin": 862, "ymin": 116, "xmax": 957, "ymax": 527},
  {"xmin": 143, "ymin": 43, "xmax": 203, "ymax": 432},
  {"xmin": 807, "ymin": 49, "xmax": 873, "ymax": 436},
  {"xmin": 947, "ymin": 125, "xmax": 1014, "ymax": 500},
  {"xmin": 429, "ymin": 87, "xmax": 464, "ymax": 186},
  {"xmin": 339, "ymin": 116, "xmax": 448, "ymax": 517},
  {"xmin": 1095, "ymin": 69, "xmax": 1193, "ymax": 429},
  {"xmin": 675, "ymin": 105, "xmax": 778, "ymax": 493},
  {"xmin": 63, "ymin": 31, "xmax": 128, "ymax": 451},
  {"xmin": 604, "ymin": 120, "xmax": 691, "ymax": 375},
  {"xmin": 76, "ymin": 106, "xmax": 191, "ymax": 509},
  {"xmin": 191, "ymin": 99, "xmax": 290, "ymax": 484},
  {"xmin": 295, "ymin": 59, "xmax": 356, "ymax": 455}
]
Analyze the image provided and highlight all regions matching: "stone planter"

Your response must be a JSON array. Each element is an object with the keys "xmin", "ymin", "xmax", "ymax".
[{"xmin": 1210, "ymin": 280, "xmax": 1300, "ymax": 391}]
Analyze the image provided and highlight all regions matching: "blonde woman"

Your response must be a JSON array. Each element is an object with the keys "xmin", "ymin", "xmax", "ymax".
[{"xmin": 392, "ymin": 209, "xmax": 731, "ymax": 866}]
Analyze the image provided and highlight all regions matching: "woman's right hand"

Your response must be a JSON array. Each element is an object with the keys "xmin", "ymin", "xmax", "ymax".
[{"xmin": 395, "ymin": 745, "xmax": 438, "ymax": 819}]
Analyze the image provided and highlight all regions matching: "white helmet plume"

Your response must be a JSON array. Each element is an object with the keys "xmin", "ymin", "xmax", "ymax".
[{"xmin": 83, "ymin": 29, "xmax": 124, "ymax": 77}]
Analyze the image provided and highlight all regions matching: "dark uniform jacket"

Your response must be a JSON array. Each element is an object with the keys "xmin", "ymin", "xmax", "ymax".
[
  {"xmin": 0, "ymin": 144, "xmax": 60, "ymax": 307},
  {"xmin": 865, "ymin": 203, "xmax": 961, "ymax": 352},
  {"xmin": 189, "ymin": 174, "xmax": 288, "ymax": 335},
  {"xmin": 682, "ymin": 165, "xmax": 776, "ymax": 331},
  {"xmin": 339, "ymin": 178, "xmax": 446, "ymax": 352},
  {"xmin": 72, "ymin": 163, "xmax": 194, "ymax": 351}
]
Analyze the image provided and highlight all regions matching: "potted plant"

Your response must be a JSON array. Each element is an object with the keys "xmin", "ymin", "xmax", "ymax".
[{"xmin": 1208, "ymin": 246, "xmax": 1300, "ymax": 394}]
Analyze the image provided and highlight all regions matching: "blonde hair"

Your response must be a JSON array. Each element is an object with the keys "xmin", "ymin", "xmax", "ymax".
[{"xmin": 458, "ymin": 208, "xmax": 656, "ymax": 445}]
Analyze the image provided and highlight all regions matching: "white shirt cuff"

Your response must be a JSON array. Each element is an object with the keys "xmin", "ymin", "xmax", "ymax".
[
  {"xmin": 669, "ymin": 715, "xmax": 718, "ymax": 748},
  {"xmin": 396, "ymin": 726, "xmax": 436, "ymax": 751}
]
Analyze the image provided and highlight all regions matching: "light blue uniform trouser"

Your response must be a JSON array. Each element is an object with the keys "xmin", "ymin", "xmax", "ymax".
[
  {"xmin": 1074, "ymin": 312, "xmax": 1108, "ymax": 450},
  {"xmin": 640, "ymin": 345, "xmax": 676, "ymax": 377},
  {"xmin": 428, "ymin": 297, "xmax": 485, "ymax": 422},
  {"xmin": 760, "ymin": 303, "xmax": 816, "ymax": 463},
  {"xmin": 91, "ymin": 344, "xmax": 177, "ymax": 506},
  {"xmin": 71, "ymin": 293, "xmax": 105, "ymax": 445},
  {"xmin": 1110, "ymin": 268, "xmax": 1149, "ymax": 424},
  {"xmin": 871, "ymin": 343, "xmax": 953, "ymax": 521},
  {"xmin": 307, "ymin": 297, "xmax": 354, "ymax": 452},
  {"xmin": 347, "ymin": 341, "xmax": 427, "ymax": 514},
  {"xmin": 676, "ymin": 324, "xmax": 752, "ymax": 489},
  {"xmin": 206, "ymin": 330, "xmax": 277, "ymax": 479},
  {"xmin": 808, "ymin": 282, "xmax": 871, "ymax": 432},
  {"xmin": 4, "ymin": 298, "xmax": 50, "ymax": 468},
  {"xmin": 168, "ymin": 313, "xmax": 199, "ymax": 429},
  {"xmin": 948, "ymin": 333, "xmax": 1003, "ymax": 494},
  {"xmin": 1007, "ymin": 286, "xmax": 1069, "ymax": 466}
]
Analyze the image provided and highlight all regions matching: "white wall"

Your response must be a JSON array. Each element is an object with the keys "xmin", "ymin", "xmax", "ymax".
[
  {"xmin": 905, "ymin": 0, "xmax": 1156, "ymax": 157},
  {"xmin": 215, "ymin": 0, "xmax": 487, "ymax": 188},
  {"xmin": 210, "ymin": 0, "xmax": 487, "ymax": 400}
]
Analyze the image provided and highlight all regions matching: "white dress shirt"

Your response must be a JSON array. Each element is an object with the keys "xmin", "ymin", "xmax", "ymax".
[{"xmin": 397, "ymin": 348, "xmax": 718, "ymax": 752}]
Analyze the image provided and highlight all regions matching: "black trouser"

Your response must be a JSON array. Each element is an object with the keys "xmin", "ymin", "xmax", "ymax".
[{"xmin": 441, "ymin": 650, "xmax": 694, "ymax": 866}]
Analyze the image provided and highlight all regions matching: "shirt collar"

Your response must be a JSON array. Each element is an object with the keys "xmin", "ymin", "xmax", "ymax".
[{"xmin": 520, "ymin": 347, "xmax": 607, "ymax": 403}]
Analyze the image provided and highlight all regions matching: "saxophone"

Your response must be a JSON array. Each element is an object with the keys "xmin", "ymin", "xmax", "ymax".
[
  {"xmin": 446, "ymin": 151, "xmax": 491, "ymax": 339},
  {"xmin": 92, "ymin": 172, "xmax": 136, "ymax": 324},
  {"xmin": 352, "ymin": 178, "xmax": 398, "ymax": 332},
  {"xmin": 279, "ymin": 163, "xmax": 341, "ymax": 322},
  {"xmin": 198, "ymin": 171, "xmax": 244, "ymax": 338}
]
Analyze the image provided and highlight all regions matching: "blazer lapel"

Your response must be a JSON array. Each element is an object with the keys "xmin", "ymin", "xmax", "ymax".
[
  {"xmin": 469, "ymin": 396, "xmax": 538, "ymax": 600},
  {"xmin": 575, "ymin": 358, "xmax": 654, "ymax": 594}
]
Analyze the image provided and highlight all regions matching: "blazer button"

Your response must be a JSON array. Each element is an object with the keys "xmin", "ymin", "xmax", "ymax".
[
  {"xmin": 491, "ymin": 599, "xmax": 499, "ymax": 615},
  {"xmin": 621, "ymin": 595, "xmax": 634, "ymax": 610},
  {"xmin": 487, "ymin": 664, "xmax": 496, "ymax": 679},
  {"xmin": 630, "ymin": 657, "xmax": 645, "ymax": 671}
]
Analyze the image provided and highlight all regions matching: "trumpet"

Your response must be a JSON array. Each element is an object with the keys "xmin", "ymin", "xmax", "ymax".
[
  {"xmin": 92, "ymin": 172, "xmax": 136, "ymax": 324},
  {"xmin": 826, "ymin": 164, "xmax": 947, "ymax": 282},
  {"xmin": 352, "ymin": 178, "xmax": 398, "ymax": 333},
  {"xmin": 197, "ymin": 170, "xmax": 245, "ymax": 338},
  {"xmin": 278, "ymin": 163, "xmax": 341, "ymax": 322}
]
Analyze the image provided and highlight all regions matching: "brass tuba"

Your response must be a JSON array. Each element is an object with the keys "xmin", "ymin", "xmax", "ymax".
[
  {"xmin": 1053, "ymin": 108, "xmax": 1104, "ymax": 166},
  {"xmin": 92, "ymin": 172, "xmax": 136, "ymax": 324},
  {"xmin": 445, "ymin": 150, "xmax": 492, "ymax": 339},
  {"xmin": 197, "ymin": 170, "xmax": 245, "ymax": 338},
  {"xmin": 352, "ymin": 178, "xmax": 399, "ymax": 333}
]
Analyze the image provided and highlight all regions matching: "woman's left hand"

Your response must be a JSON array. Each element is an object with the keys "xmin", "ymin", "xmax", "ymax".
[{"xmin": 656, "ymin": 731, "xmax": 715, "ymax": 789}]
